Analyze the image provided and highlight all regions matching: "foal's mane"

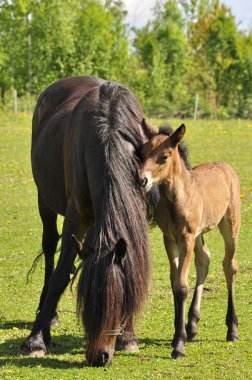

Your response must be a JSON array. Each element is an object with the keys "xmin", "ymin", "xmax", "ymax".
[{"xmin": 77, "ymin": 82, "xmax": 151, "ymax": 351}]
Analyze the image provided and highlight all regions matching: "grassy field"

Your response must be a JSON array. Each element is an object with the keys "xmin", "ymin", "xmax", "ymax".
[{"xmin": 0, "ymin": 114, "xmax": 251, "ymax": 379}]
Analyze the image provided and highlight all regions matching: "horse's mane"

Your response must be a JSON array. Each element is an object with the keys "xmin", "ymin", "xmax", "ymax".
[{"xmin": 77, "ymin": 82, "xmax": 151, "ymax": 357}]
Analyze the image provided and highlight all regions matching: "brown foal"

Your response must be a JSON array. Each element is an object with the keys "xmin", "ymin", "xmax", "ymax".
[{"xmin": 139, "ymin": 124, "xmax": 240, "ymax": 359}]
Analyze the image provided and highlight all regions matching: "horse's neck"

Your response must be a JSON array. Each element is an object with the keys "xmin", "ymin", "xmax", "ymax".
[{"xmin": 162, "ymin": 155, "xmax": 192, "ymax": 203}]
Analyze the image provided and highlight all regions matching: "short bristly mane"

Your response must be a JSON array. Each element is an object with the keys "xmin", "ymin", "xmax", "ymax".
[{"xmin": 77, "ymin": 82, "xmax": 151, "ymax": 358}]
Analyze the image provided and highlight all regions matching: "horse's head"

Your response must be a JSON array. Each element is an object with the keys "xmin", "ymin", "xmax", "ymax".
[
  {"xmin": 139, "ymin": 124, "xmax": 186, "ymax": 191},
  {"xmin": 74, "ymin": 236, "xmax": 128, "ymax": 366}
]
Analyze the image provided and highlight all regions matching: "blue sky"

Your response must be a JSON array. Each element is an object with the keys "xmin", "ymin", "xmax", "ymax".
[{"xmin": 124, "ymin": 0, "xmax": 252, "ymax": 32}]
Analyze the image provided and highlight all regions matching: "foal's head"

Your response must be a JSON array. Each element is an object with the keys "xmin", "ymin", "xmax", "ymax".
[{"xmin": 139, "ymin": 124, "xmax": 186, "ymax": 191}]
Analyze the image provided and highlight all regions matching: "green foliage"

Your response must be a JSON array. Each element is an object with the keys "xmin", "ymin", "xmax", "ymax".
[
  {"xmin": 0, "ymin": 114, "xmax": 252, "ymax": 378},
  {"xmin": 0, "ymin": 0, "xmax": 131, "ymax": 96},
  {"xmin": 0, "ymin": 0, "xmax": 252, "ymax": 118}
]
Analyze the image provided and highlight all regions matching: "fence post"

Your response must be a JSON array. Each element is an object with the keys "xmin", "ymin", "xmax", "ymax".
[
  {"xmin": 193, "ymin": 93, "xmax": 199, "ymax": 120},
  {"xmin": 14, "ymin": 89, "xmax": 18, "ymax": 114}
]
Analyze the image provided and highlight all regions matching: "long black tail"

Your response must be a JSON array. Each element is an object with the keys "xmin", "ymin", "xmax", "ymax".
[{"xmin": 26, "ymin": 235, "xmax": 62, "ymax": 283}]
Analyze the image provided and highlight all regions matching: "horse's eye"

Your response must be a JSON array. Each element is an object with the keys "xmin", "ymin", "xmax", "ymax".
[{"xmin": 157, "ymin": 154, "xmax": 169, "ymax": 164}]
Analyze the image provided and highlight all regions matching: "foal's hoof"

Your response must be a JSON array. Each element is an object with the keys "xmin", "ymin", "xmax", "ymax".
[
  {"xmin": 226, "ymin": 331, "xmax": 239, "ymax": 342},
  {"xmin": 171, "ymin": 340, "xmax": 185, "ymax": 359},
  {"xmin": 115, "ymin": 332, "xmax": 139, "ymax": 352},
  {"xmin": 186, "ymin": 331, "xmax": 197, "ymax": 342},
  {"xmin": 186, "ymin": 324, "xmax": 197, "ymax": 342},
  {"xmin": 171, "ymin": 349, "xmax": 185, "ymax": 359}
]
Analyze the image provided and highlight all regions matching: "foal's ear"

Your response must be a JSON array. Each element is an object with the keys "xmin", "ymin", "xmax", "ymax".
[
  {"xmin": 170, "ymin": 124, "xmax": 186, "ymax": 147},
  {"xmin": 141, "ymin": 118, "xmax": 157, "ymax": 139},
  {"xmin": 71, "ymin": 234, "xmax": 83, "ymax": 255},
  {"xmin": 114, "ymin": 238, "xmax": 127, "ymax": 265}
]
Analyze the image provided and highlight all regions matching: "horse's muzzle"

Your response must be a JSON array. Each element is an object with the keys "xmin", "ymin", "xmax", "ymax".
[{"xmin": 92, "ymin": 352, "xmax": 110, "ymax": 367}]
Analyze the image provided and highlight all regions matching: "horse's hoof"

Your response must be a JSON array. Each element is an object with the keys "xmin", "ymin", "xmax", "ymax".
[
  {"xmin": 122, "ymin": 341, "xmax": 139, "ymax": 353},
  {"xmin": 50, "ymin": 316, "xmax": 59, "ymax": 327},
  {"xmin": 20, "ymin": 333, "xmax": 49, "ymax": 357},
  {"xmin": 24, "ymin": 350, "xmax": 46, "ymax": 358},
  {"xmin": 115, "ymin": 332, "xmax": 139, "ymax": 352},
  {"xmin": 171, "ymin": 349, "xmax": 185, "ymax": 359}
]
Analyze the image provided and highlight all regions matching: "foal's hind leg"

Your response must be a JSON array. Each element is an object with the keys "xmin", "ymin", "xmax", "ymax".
[
  {"xmin": 187, "ymin": 234, "xmax": 210, "ymax": 341},
  {"xmin": 218, "ymin": 213, "xmax": 240, "ymax": 341},
  {"xmin": 37, "ymin": 195, "xmax": 60, "ymax": 326}
]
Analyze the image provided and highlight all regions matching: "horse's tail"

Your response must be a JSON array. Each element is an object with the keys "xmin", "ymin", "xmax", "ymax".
[{"xmin": 26, "ymin": 235, "xmax": 62, "ymax": 283}]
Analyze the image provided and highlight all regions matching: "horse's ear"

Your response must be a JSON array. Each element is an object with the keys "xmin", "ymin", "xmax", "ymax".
[
  {"xmin": 170, "ymin": 124, "xmax": 186, "ymax": 147},
  {"xmin": 114, "ymin": 238, "xmax": 127, "ymax": 265},
  {"xmin": 71, "ymin": 234, "xmax": 83, "ymax": 255},
  {"xmin": 141, "ymin": 118, "xmax": 157, "ymax": 139}
]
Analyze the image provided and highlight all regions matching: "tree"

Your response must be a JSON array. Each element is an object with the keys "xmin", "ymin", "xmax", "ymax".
[{"xmin": 134, "ymin": 0, "xmax": 190, "ymax": 116}]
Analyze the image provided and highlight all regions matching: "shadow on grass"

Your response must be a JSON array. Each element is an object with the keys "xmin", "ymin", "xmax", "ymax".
[
  {"xmin": 140, "ymin": 337, "xmax": 172, "ymax": 348},
  {"xmin": 0, "ymin": 329, "xmax": 236, "ymax": 369},
  {"xmin": 0, "ymin": 320, "xmax": 33, "ymax": 331},
  {"xmin": 0, "ymin": 333, "xmax": 87, "ymax": 369},
  {"xmin": 0, "ymin": 356, "xmax": 87, "ymax": 369}
]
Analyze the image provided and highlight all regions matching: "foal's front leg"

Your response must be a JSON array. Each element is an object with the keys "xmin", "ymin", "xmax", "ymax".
[
  {"xmin": 187, "ymin": 235, "xmax": 210, "ymax": 341},
  {"xmin": 172, "ymin": 234, "xmax": 195, "ymax": 359}
]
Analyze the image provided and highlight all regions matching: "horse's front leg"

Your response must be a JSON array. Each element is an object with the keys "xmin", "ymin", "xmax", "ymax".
[
  {"xmin": 172, "ymin": 233, "xmax": 195, "ymax": 359},
  {"xmin": 115, "ymin": 316, "xmax": 139, "ymax": 353},
  {"xmin": 21, "ymin": 205, "xmax": 84, "ymax": 357}
]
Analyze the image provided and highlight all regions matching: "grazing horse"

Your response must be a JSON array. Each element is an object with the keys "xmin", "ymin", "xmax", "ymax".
[
  {"xmin": 139, "ymin": 124, "xmax": 240, "ymax": 359},
  {"xmin": 21, "ymin": 76, "xmax": 156, "ymax": 366}
]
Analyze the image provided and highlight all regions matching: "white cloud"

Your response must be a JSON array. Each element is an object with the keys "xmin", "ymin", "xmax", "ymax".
[{"xmin": 123, "ymin": 0, "xmax": 252, "ymax": 30}]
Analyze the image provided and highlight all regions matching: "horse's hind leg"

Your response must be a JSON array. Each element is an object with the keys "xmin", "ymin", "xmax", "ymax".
[
  {"xmin": 21, "ymin": 202, "xmax": 84, "ymax": 357},
  {"xmin": 37, "ymin": 195, "xmax": 59, "ymax": 325},
  {"xmin": 218, "ymin": 213, "xmax": 240, "ymax": 341},
  {"xmin": 187, "ymin": 234, "xmax": 210, "ymax": 341}
]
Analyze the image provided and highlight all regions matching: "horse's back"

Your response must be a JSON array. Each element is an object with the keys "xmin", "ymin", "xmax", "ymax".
[
  {"xmin": 31, "ymin": 76, "xmax": 105, "ymax": 215},
  {"xmin": 32, "ymin": 76, "xmax": 105, "ymax": 134}
]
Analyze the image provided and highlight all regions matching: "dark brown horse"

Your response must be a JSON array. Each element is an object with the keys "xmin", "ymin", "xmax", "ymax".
[
  {"xmin": 21, "ymin": 76, "xmax": 156, "ymax": 366},
  {"xmin": 139, "ymin": 124, "xmax": 240, "ymax": 359}
]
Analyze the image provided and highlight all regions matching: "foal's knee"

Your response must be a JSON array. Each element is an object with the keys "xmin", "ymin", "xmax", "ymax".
[
  {"xmin": 174, "ymin": 286, "xmax": 188, "ymax": 302},
  {"xmin": 222, "ymin": 257, "xmax": 238, "ymax": 276}
]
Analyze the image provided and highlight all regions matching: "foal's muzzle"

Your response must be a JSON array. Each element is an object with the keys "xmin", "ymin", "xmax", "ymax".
[
  {"xmin": 139, "ymin": 172, "xmax": 153, "ymax": 192},
  {"xmin": 140, "ymin": 177, "xmax": 148, "ymax": 188}
]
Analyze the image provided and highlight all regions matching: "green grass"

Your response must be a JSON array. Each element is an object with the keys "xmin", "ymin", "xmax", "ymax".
[{"xmin": 0, "ymin": 114, "xmax": 252, "ymax": 379}]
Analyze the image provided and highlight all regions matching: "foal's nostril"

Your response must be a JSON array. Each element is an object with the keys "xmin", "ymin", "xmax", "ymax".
[{"xmin": 140, "ymin": 177, "xmax": 148, "ymax": 188}]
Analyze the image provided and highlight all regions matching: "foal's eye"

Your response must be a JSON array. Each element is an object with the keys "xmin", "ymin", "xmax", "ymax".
[{"xmin": 157, "ymin": 154, "xmax": 169, "ymax": 164}]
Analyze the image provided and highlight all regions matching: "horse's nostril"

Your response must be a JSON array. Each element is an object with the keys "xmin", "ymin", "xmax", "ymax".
[
  {"xmin": 98, "ymin": 352, "xmax": 109, "ymax": 366},
  {"xmin": 141, "ymin": 177, "xmax": 148, "ymax": 188}
]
